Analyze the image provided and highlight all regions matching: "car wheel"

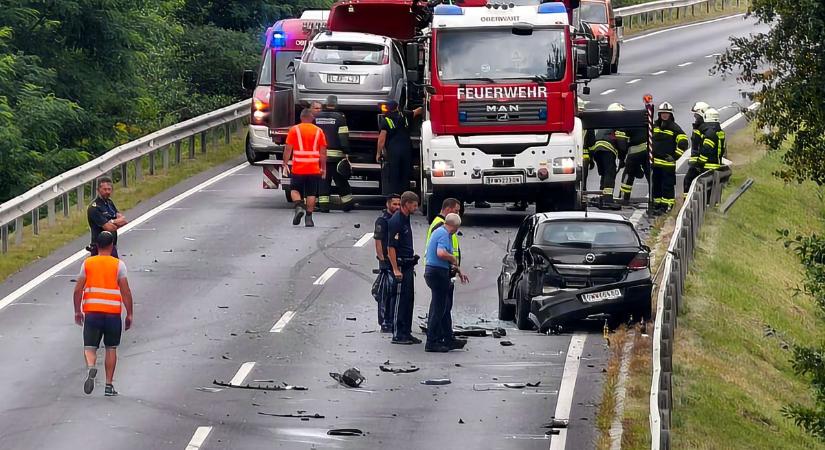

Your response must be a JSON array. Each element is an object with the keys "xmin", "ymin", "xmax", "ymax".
[
  {"xmin": 498, "ymin": 280, "xmax": 516, "ymax": 321},
  {"xmin": 610, "ymin": 45, "xmax": 620, "ymax": 74},
  {"xmin": 515, "ymin": 288, "xmax": 534, "ymax": 330},
  {"xmin": 245, "ymin": 135, "xmax": 266, "ymax": 165}
]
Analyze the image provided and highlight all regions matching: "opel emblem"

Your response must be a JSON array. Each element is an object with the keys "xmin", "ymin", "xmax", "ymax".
[{"xmin": 585, "ymin": 253, "xmax": 596, "ymax": 263}]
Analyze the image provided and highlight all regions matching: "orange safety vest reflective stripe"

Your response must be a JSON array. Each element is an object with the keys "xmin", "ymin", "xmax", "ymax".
[
  {"xmin": 82, "ymin": 256, "xmax": 123, "ymax": 314},
  {"xmin": 292, "ymin": 124, "xmax": 322, "ymax": 175}
]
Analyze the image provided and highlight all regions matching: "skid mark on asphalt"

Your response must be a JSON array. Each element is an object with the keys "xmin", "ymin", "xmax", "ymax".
[{"xmin": 185, "ymin": 426, "xmax": 212, "ymax": 450}]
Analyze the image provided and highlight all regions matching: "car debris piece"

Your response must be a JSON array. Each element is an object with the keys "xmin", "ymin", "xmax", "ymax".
[
  {"xmin": 213, "ymin": 380, "xmax": 308, "ymax": 391},
  {"xmin": 196, "ymin": 387, "xmax": 223, "ymax": 393},
  {"xmin": 492, "ymin": 330, "xmax": 502, "ymax": 338},
  {"xmin": 500, "ymin": 340, "xmax": 514, "ymax": 346},
  {"xmin": 330, "ymin": 368, "xmax": 365, "ymax": 388},
  {"xmin": 542, "ymin": 419, "xmax": 569, "ymax": 429},
  {"xmin": 379, "ymin": 363, "xmax": 419, "ymax": 374},
  {"xmin": 458, "ymin": 418, "xmax": 465, "ymax": 424},
  {"xmin": 418, "ymin": 324, "xmax": 487, "ymax": 337},
  {"xmin": 421, "ymin": 379, "xmax": 451, "ymax": 385},
  {"xmin": 258, "ymin": 412, "xmax": 324, "ymax": 419},
  {"xmin": 328, "ymin": 429, "xmax": 364, "ymax": 436}
]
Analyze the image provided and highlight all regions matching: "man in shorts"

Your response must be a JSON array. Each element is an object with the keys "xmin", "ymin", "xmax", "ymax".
[
  {"xmin": 73, "ymin": 231, "xmax": 134, "ymax": 396},
  {"xmin": 283, "ymin": 108, "xmax": 327, "ymax": 227}
]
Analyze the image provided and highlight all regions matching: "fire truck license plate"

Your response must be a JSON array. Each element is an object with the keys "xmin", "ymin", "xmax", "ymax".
[
  {"xmin": 483, "ymin": 175, "xmax": 524, "ymax": 185},
  {"xmin": 581, "ymin": 289, "xmax": 622, "ymax": 303},
  {"xmin": 328, "ymin": 74, "xmax": 360, "ymax": 84}
]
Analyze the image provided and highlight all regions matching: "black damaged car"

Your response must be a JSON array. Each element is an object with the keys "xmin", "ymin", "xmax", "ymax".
[{"xmin": 497, "ymin": 212, "xmax": 652, "ymax": 331}]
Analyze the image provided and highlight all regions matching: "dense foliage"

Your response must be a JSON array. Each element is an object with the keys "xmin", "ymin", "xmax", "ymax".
[{"xmin": 0, "ymin": 0, "xmax": 327, "ymax": 203}]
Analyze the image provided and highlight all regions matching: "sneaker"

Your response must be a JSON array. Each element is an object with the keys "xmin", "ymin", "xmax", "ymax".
[
  {"xmin": 292, "ymin": 204, "xmax": 305, "ymax": 225},
  {"xmin": 305, "ymin": 213, "xmax": 315, "ymax": 227},
  {"xmin": 425, "ymin": 344, "xmax": 450, "ymax": 353},
  {"xmin": 380, "ymin": 325, "xmax": 393, "ymax": 333},
  {"xmin": 105, "ymin": 384, "xmax": 118, "ymax": 397},
  {"xmin": 83, "ymin": 368, "xmax": 97, "ymax": 395},
  {"xmin": 408, "ymin": 336, "xmax": 422, "ymax": 344}
]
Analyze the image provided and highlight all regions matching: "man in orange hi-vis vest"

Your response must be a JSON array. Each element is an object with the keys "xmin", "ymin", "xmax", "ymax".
[
  {"xmin": 283, "ymin": 108, "xmax": 327, "ymax": 227},
  {"xmin": 73, "ymin": 231, "xmax": 133, "ymax": 396}
]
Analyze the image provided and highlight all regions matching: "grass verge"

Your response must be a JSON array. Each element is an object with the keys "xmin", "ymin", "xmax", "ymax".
[
  {"xmin": 0, "ymin": 125, "xmax": 247, "ymax": 284},
  {"xmin": 622, "ymin": 0, "xmax": 750, "ymax": 37}
]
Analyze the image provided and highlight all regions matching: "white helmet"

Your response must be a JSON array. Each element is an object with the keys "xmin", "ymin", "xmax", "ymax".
[
  {"xmin": 607, "ymin": 103, "xmax": 626, "ymax": 112},
  {"xmin": 691, "ymin": 101, "xmax": 710, "ymax": 114},
  {"xmin": 658, "ymin": 101, "xmax": 674, "ymax": 114},
  {"xmin": 703, "ymin": 108, "xmax": 720, "ymax": 123}
]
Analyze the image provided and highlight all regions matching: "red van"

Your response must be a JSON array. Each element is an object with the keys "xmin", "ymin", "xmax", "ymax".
[{"xmin": 576, "ymin": 0, "xmax": 622, "ymax": 75}]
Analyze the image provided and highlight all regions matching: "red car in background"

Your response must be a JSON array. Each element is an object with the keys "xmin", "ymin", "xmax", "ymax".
[{"xmin": 576, "ymin": 0, "xmax": 622, "ymax": 75}]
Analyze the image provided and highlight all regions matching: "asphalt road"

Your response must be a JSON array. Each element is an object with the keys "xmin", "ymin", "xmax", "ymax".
[{"xmin": 0, "ymin": 14, "xmax": 763, "ymax": 450}]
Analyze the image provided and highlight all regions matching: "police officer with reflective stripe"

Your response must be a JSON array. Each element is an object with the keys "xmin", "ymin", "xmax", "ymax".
[
  {"xmin": 591, "ymin": 103, "xmax": 630, "ymax": 208},
  {"xmin": 315, "ymin": 95, "xmax": 354, "ymax": 212},
  {"xmin": 651, "ymin": 102, "xmax": 689, "ymax": 213},
  {"xmin": 684, "ymin": 101, "xmax": 710, "ymax": 194},
  {"xmin": 377, "ymin": 101, "xmax": 423, "ymax": 196},
  {"xmin": 388, "ymin": 191, "xmax": 421, "ymax": 345}
]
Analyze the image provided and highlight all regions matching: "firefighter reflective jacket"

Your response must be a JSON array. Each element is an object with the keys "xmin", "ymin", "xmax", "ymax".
[
  {"xmin": 652, "ymin": 119, "xmax": 689, "ymax": 168},
  {"xmin": 590, "ymin": 129, "xmax": 629, "ymax": 160},
  {"xmin": 698, "ymin": 123, "xmax": 726, "ymax": 170},
  {"xmin": 314, "ymin": 110, "xmax": 350, "ymax": 160}
]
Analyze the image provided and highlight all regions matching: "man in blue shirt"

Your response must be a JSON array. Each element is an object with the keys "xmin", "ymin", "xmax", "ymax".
[
  {"xmin": 388, "ymin": 191, "xmax": 421, "ymax": 345},
  {"xmin": 424, "ymin": 213, "xmax": 469, "ymax": 352}
]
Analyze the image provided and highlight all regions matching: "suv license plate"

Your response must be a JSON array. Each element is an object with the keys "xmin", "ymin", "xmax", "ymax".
[
  {"xmin": 581, "ymin": 288, "xmax": 621, "ymax": 303},
  {"xmin": 328, "ymin": 74, "xmax": 360, "ymax": 84},
  {"xmin": 483, "ymin": 175, "xmax": 524, "ymax": 185}
]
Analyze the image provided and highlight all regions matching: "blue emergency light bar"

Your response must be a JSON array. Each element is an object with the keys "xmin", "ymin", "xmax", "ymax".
[
  {"xmin": 537, "ymin": 2, "xmax": 566, "ymax": 13},
  {"xmin": 271, "ymin": 32, "xmax": 287, "ymax": 47},
  {"xmin": 434, "ymin": 4, "xmax": 464, "ymax": 15}
]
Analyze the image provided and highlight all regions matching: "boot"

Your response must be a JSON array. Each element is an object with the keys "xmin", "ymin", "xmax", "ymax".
[{"xmin": 305, "ymin": 212, "xmax": 315, "ymax": 227}]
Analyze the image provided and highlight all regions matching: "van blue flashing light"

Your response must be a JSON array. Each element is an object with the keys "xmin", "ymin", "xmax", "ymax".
[
  {"xmin": 459, "ymin": 111, "xmax": 468, "ymax": 122},
  {"xmin": 538, "ymin": 108, "xmax": 548, "ymax": 120},
  {"xmin": 272, "ymin": 32, "xmax": 287, "ymax": 48},
  {"xmin": 434, "ymin": 4, "xmax": 464, "ymax": 15},
  {"xmin": 537, "ymin": 2, "xmax": 566, "ymax": 14}
]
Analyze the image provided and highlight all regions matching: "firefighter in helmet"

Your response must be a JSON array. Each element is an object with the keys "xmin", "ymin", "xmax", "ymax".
[
  {"xmin": 589, "ymin": 102, "xmax": 629, "ymax": 208},
  {"xmin": 651, "ymin": 101, "xmax": 689, "ymax": 213},
  {"xmin": 684, "ymin": 101, "xmax": 710, "ymax": 193}
]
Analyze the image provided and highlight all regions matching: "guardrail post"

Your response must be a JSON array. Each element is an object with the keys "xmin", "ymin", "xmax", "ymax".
[
  {"xmin": 224, "ymin": 123, "xmax": 231, "ymax": 144},
  {"xmin": 189, "ymin": 135, "xmax": 196, "ymax": 159},
  {"xmin": 149, "ymin": 151, "xmax": 155, "ymax": 176},
  {"xmin": 136, "ymin": 155, "xmax": 144, "ymax": 181},
  {"xmin": 15, "ymin": 216, "xmax": 23, "ymax": 245},
  {"xmin": 32, "ymin": 208, "xmax": 39, "ymax": 236},
  {"xmin": 77, "ymin": 185, "xmax": 84, "ymax": 212},
  {"xmin": 200, "ymin": 131, "xmax": 207, "ymax": 154},
  {"xmin": 120, "ymin": 163, "xmax": 128, "ymax": 188},
  {"xmin": 2, "ymin": 222, "xmax": 8, "ymax": 254},
  {"xmin": 212, "ymin": 128, "xmax": 218, "ymax": 148},
  {"xmin": 175, "ymin": 141, "xmax": 182, "ymax": 164},
  {"xmin": 47, "ymin": 198, "xmax": 56, "ymax": 227},
  {"xmin": 62, "ymin": 193, "xmax": 69, "ymax": 217}
]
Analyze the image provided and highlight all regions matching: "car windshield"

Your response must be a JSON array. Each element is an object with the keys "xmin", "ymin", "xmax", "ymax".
[
  {"xmin": 538, "ymin": 221, "xmax": 639, "ymax": 247},
  {"xmin": 579, "ymin": 2, "xmax": 608, "ymax": 23},
  {"xmin": 307, "ymin": 42, "xmax": 385, "ymax": 65},
  {"xmin": 258, "ymin": 50, "xmax": 302, "ymax": 85},
  {"xmin": 436, "ymin": 28, "xmax": 566, "ymax": 81}
]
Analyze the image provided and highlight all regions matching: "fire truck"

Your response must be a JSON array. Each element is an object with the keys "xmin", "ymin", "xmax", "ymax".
[{"xmin": 254, "ymin": 0, "xmax": 619, "ymax": 218}]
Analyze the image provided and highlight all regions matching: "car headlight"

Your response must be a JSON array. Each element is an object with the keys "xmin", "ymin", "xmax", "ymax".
[
  {"xmin": 552, "ymin": 157, "xmax": 576, "ymax": 174},
  {"xmin": 432, "ymin": 160, "xmax": 455, "ymax": 177}
]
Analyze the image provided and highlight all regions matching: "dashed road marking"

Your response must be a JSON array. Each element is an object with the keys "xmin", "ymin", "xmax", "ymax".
[
  {"xmin": 185, "ymin": 426, "xmax": 212, "ymax": 450},
  {"xmin": 651, "ymin": 70, "xmax": 667, "ymax": 76},
  {"xmin": 313, "ymin": 268, "xmax": 339, "ymax": 285},
  {"xmin": 626, "ymin": 78, "xmax": 641, "ymax": 84},
  {"xmin": 600, "ymin": 89, "xmax": 616, "ymax": 96},
  {"xmin": 629, "ymin": 209, "xmax": 645, "ymax": 226},
  {"xmin": 353, "ymin": 232, "xmax": 374, "ymax": 247},
  {"xmin": 270, "ymin": 311, "xmax": 296, "ymax": 333},
  {"xmin": 677, "ymin": 61, "xmax": 694, "ymax": 67},
  {"xmin": 229, "ymin": 362, "xmax": 256, "ymax": 386},
  {"xmin": 549, "ymin": 332, "xmax": 587, "ymax": 450},
  {"xmin": 705, "ymin": 53, "xmax": 721, "ymax": 58}
]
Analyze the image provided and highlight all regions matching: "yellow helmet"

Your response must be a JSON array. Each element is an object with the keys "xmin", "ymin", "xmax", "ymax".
[{"xmin": 607, "ymin": 103, "xmax": 625, "ymax": 112}]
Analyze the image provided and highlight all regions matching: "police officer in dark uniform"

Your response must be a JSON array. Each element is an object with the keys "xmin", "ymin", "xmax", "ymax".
[
  {"xmin": 315, "ymin": 95, "xmax": 353, "ymax": 212},
  {"xmin": 87, "ymin": 177, "xmax": 128, "ymax": 258},
  {"xmin": 372, "ymin": 193, "xmax": 401, "ymax": 332},
  {"xmin": 377, "ymin": 101, "xmax": 423, "ymax": 196},
  {"xmin": 387, "ymin": 191, "xmax": 421, "ymax": 345}
]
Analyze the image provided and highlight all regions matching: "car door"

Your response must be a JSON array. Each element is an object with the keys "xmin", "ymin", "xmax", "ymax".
[{"xmin": 502, "ymin": 218, "xmax": 532, "ymax": 300}]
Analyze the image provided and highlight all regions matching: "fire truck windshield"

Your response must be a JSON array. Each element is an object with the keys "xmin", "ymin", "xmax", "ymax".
[{"xmin": 436, "ymin": 28, "xmax": 566, "ymax": 82}]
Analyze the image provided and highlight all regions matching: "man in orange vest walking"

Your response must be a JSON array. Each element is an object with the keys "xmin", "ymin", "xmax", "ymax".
[
  {"xmin": 73, "ymin": 231, "xmax": 134, "ymax": 396},
  {"xmin": 283, "ymin": 108, "xmax": 327, "ymax": 227}
]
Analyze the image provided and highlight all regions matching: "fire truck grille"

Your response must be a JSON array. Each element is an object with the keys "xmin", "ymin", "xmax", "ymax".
[{"xmin": 458, "ymin": 100, "xmax": 546, "ymax": 126}]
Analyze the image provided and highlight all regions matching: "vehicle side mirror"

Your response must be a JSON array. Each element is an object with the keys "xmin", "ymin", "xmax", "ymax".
[
  {"xmin": 512, "ymin": 22, "xmax": 534, "ymax": 36},
  {"xmin": 615, "ymin": 16, "xmax": 623, "ymax": 27},
  {"xmin": 405, "ymin": 43, "xmax": 419, "ymax": 69},
  {"xmin": 582, "ymin": 86, "xmax": 591, "ymax": 95},
  {"xmin": 586, "ymin": 40, "xmax": 600, "ymax": 67},
  {"xmin": 406, "ymin": 69, "xmax": 420, "ymax": 84},
  {"xmin": 242, "ymin": 70, "xmax": 256, "ymax": 91}
]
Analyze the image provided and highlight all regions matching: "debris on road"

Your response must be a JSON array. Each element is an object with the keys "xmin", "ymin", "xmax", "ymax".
[
  {"xmin": 379, "ymin": 361, "xmax": 419, "ymax": 374},
  {"xmin": 421, "ymin": 378, "xmax": 451, "ymax": 386},
  {"xmin": 472, "ymin": 381, "xmax": 542, "ymax": 391},
  {"xmin": 328, "ymin": 429, "xmax": 364, "ymax": 436},
  {"xmin": 346, "ymin": 316, "xmax": 357, "ymax": 321},
  {"xmin": 258, "ymin": 412, "xmax": 324, "ymax": 419},
  {"xmin": 500, "ymin": 340, "xmax": 514, "ymax": 346},
  {"xmin": 196, "ymin": 387, "xmax": 223, "ymax": 393},
  {"xmin": 458, "ymin": 418, "xmax": 465, "ymax": 424},
  {"xmin": 354, "ymin": 223, "xmax": 361, "ymax": 229},
  {"xmin": 542, "ymin": 418, "xmax": 569, "ymax": 429},
  {"xmin": 213, "ymin": 380, "xmax": 308, "ymax": 391},
  {"xmin": 330, "ymin": 368, "xmax": 365, "ymax": 388},
  {"xmin": 217, "ymin": 305, "xmax": 229, "ymax": 309}
]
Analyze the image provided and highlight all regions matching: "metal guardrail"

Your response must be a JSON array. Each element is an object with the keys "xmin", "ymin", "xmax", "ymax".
[
  {"xmin": 615, "ymin": 0, "xmax": 746, "ymax": 29},
  {"xmin": 0, "ymin": 99, "xmax": 251, "ymax": 254},
  {"xmin": 649, "ymin": 166, "xmax": 731, "ymax": 449}
]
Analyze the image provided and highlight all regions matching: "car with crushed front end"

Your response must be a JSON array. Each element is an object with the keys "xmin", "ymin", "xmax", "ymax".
[{"xmin": 497, "ymin": 211, "xmax": 652, "ymax": 331}]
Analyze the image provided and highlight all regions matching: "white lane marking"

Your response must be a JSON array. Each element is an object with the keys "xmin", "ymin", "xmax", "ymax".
[
  {"xmin": 609, "ymin": 331, "xmax": 637, "ymax": 450},
  {"xmin": 629, "ymin": 209, "xmax": 645, "ymax": 226},
  {"xmin": 720, "ymin": 102, "xmax": 761, "ymax": 129},
  {"xmin": 705, "ymin": 53, "xmax": 722, "ymax": 58},
  {"xmin": 0, "ymin": 162, "xmax": 250, "ymax": 313},
  {"xmin": 353, "ymin": 232, "xmax": 374, "ymax": 248},
  {"xmin": 624, "ymin": 13, "xmax": 746, "ymax": 42},
  {"xmin": 313, "ymin": 267, "xmax": 339, "ymax": 285},
  {"xmin": 549, "ymin": 332, "xmax": 587, "ymax": 450},
  {"xmin": 677, "ymin": 61, "xmax": 694, "ymax": 67},
  {"xmin": 229, "ymin": 362, "xmax": 256, "ymax": 386},
  {"xmin": 185, "ymin": 426, "xmax": 212, "ymax": 450},
  {"xmin": 626, "ymin": 78, "xmax": 641, "ymax": 84},
  {"xmin": 600, "ymin": 89, "xmax": 616, "ymax": 96},
  {"xmin": 270, "ymin": 311, "xmax": 296, "ymax": 333},
  {"xmin": 651, "ymin": 70, "xmax": 667, "ymax": 76}
]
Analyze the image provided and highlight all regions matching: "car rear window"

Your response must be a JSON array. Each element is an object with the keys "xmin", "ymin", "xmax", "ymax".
[
  {"xmin": 538, "ymin": 221, "xmax": 638, "ymax": 247},
  {"xmin": 308, "ymin": 42, "xmax": 385, "ymax": 65}
]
